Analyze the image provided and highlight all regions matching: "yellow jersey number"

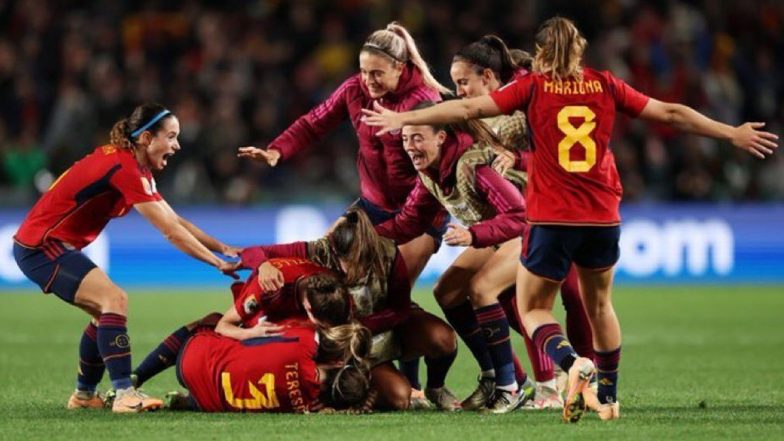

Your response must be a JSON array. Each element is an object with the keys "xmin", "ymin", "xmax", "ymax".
[
  {"xmin": 221, "ymin": 372, "xmax": 280, "ymax": 410},
  {"xmin": 557, "ymin": 105, "xmax": 597, "ymax": 172}
]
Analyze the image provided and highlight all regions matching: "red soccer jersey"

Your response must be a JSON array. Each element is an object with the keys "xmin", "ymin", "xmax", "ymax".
[
  {"xmin": 178, "ymin": 326, "xmax": 321, "ymax": 413},
  {"xmin": 15, "ymin": 145, "xmax": 161, "ymax": 249},
  {"xmin": 490, "ymin": 68, "xmax": 650, "ymax": 225},
  {"xmin": 233, "ymin": 258, "xmax": 332, "ymax": 327}
]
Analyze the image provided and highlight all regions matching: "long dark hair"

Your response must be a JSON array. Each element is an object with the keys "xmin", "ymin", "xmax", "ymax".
[
  {"xmin": 109, "ymin": 103, "xmax": 174, "ymax": 149},
  {"xmin": 328, "ymin": 208, "xmax": 386, "ymax": 286},
  {"xmin": 453, "ymin": 35, "xmax": 532, "ymax": 84},
  {"xmin": 411, "ymin": 100, "xmax": 508, "ymax": 152},
  {"xmin": 303, "ymin": 273, "xmax": 352, "ymax": 326}
]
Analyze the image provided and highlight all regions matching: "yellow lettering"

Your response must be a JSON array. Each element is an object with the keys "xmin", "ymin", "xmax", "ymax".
[
  {"xmin": 564, "ymin": 81, "xmax": 572, "ymax": 94},
  {"xmin": 544, "ymin": 81, "xmax": 553, "ymax": 93},
  {"xmin": 554, "ymin": 81, "xmax": 563, "ymax": 94},
  {"xmin": 578, "ymin": 80, "xmax": 586, "ymax": 94},
  {"xmin": 593, "ymin": 81, "xmax": 603, "ymax": 93}
]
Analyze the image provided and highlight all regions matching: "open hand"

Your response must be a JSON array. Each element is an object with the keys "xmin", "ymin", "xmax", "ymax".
[
  {"xmin": 492, "ymin": 150, "xmax": 515, "ymax": 175},
  {"xmin": 731, "ymin": 122, "xmax": 779, "ymax": 159},
  {"xmin": 361, "ymin": 101, "xmax": 404, "ymax": 136},
  {"xmin": 237, "ymin": 146, "xmax": 281, "ymax": 166},
  {"xmin": 218, "ymin": 260, "xmax": 241, "ymax": 279}
]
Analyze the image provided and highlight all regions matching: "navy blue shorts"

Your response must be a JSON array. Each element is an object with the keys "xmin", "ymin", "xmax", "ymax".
[
  {"xmin": 349, "ymin": 198, "xmax": 448, "ymax": 251},
  {"xmin": 13, "ymin": 240, "xmax": 97, "ymax": 304},
  {"xmin": 521, "ymin": 225, "xmax": 621, "ymax": 281}
]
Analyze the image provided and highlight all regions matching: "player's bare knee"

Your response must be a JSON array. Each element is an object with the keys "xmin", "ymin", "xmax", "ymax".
[
  {"xmin": 426, "ymin": 323, "xmax": 458, "ymax": 358},
  {"xmin": 101, "ymin": 287, "xmax": 128, "ymax": 314}
]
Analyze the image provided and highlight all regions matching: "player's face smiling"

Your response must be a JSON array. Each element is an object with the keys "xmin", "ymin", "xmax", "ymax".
[
  {"xmin": 402, "ymin": 125, "xmax": 445, "ymax": 171},
  {"xmin": 450, "ymin": 61, "xmax": 493, "ymax": 98},
  {"xmin": 359, "ymin": 52, "xmax": 403, "ymax": 99},
  {"xmin": 143, "ymin": 117, "xmax": 181, "ymax": 171}
]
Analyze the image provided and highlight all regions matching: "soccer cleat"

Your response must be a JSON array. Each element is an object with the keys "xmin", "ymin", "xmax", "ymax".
[
  {"xmin": 481, "ymin": 388, "xmax": 526, "ymax": 414},
  {"xmin": 516, "ymin": 377, "xmax": 536, "ymax": 409},
  {"xmin": 66, "ymin": 390, "xmax": 105, "ymax": 409},
  {"xmin": 582, "ymin": 387, "xmax": 620, "ymax": 421},
  {"xmin": 165, "ymin": 391, "xmax": 193, "ymax": 411},
  {"xmin": 409, "ymin": 388, "xmax": 433, "ymax": 410},
  {"xmin": 461, "ymin": 376, "xmax": 495, "ymax": 411},
  {"xmin": 424, "ymin": 386, "xmax": 462, "ymax": 412},
  {"xmin": 111, "ymin": 388, "xmax": 164, "ymax": 413},
  {"xmin": 562, "ymin": 357, "xmax": 596, "ymax": 423},
  {"xmin": 523, "ymin": 381, "xmax": 564, "ymax": 410}
]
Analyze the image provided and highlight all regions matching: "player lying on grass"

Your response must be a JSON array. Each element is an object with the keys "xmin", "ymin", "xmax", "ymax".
[
  {"xmin": 141, "ymin": 318, "xmax": 372, "ymax": 413},
  {"xmin": 240, "ymin": 208, "xmax": 461, "ymax": 411},
  {"xmin": 129, "ymin": 257, "xmax": 354, "ymax": 389}
]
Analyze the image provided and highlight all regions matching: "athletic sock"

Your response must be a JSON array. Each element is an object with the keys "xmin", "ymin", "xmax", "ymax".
[
  {"xmin": 442, "ymin": 301, "xmax": 493, "ymax": 372},
  {"xmin": 532, "ymin": 323, "xmax": 578, "ymax": 373},
  {"xmin": 76, "ymin": 321, "xmax": 105, "ymax": 393},
  {"xmin": 425, "ymin": 349, "xmax": 458, "ymax": 389},
  {"xmin": 134, "ymin": 326, "xmax": 191, "ymax": 387},
  {"xmin": 595, "ymin": 347, "xmax": 621, "ymax": 404},
  {"xmin": 398, "ymin": 358, "xmax": 421, "ymax": 390},
  {"xmin": 475, "ymin": 303, "xmax": 515, "ymax": 390},
  {"xmin": 97, "ymin": 313, "xmax": 132, "ymax": 390}
]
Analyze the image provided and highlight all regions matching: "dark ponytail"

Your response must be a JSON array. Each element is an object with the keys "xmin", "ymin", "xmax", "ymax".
[
  {"xmin": 411, "ymin": 101, "xmax": 508, "ymax": 152},
  {"xmin": 453, "ymin": 35, "xmax": 531, "ymax": 84},
  {"xmin": 109, "ymin": 103, "xmax": 174, "ymax": 150}
]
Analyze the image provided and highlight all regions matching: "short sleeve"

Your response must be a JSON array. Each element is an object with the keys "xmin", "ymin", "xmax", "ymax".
[
  {"xmin": 490, "ymin": 77, "xmax": 533, "ymax": 115},
  {"xmin": 233, "ymin": 283, "xmax": 263, "ymax": 323},
  {"xmin": 606, "ymin": 72, "xmax": 650, "ymax": 117},
  {"xmin": 110, "ymin": 161, "xmax": 162, "ymax": 205}
]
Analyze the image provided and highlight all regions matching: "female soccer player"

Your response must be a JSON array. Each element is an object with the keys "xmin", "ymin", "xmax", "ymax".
[
  {"xmin": 362, "ymin": 17, "xmax": 778, "ymax": 422},
  {"xmin": 129, "ymin": 257, "xmax": 353, "ymax": 388},
  {"xmin": 375, "ymin": 102, "xmax": 533, "ymax": 413},
  {"xmin": 449, "ymin": 35, "xmax": 595, "ymax": 409},
  {"xmin": 155, "ymin": 322, "xmax": 372, "ymax": 413},
  {"xmin": 12, "ymin": 103, "xmax": 240, "ymax": 413},
  {"xmin": 237, "ymin": 22, "xmax": 450, "ymax": 283},
  {"xmin": 241, "ymin": 208, "xmax": 461, "ymax": 411}
]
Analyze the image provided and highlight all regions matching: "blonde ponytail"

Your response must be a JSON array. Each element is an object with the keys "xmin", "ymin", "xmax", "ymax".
[
  {"xmin": 385, "ymin": 22, "xmax": 452, "ymax": 95},
  {"xmin": 318, "ymin": 322, "xmax": 372, "ymax": 368},
  {"xmin": 532, "ymin": 17, "xmax": 587, "ymax": 82}
]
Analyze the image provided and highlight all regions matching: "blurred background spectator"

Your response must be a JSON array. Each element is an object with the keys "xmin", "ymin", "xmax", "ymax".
[{"xmin": 0, "ymin": 0, "xmax": 781, "ymax": 206}]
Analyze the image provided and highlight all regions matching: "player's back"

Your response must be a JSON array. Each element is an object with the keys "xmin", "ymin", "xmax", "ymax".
[{"xmin": 494, "ymin": 68, "xmax": 649, "ymax": 225}]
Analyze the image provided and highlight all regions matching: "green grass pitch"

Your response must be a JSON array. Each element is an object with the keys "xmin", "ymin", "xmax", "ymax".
[{"xmin": 1, "ymin": 285, "xmax": 783, "ymax": 441}]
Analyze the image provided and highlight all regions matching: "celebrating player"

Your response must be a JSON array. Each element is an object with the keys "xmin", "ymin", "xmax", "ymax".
[
  {"xmin": 144, "ymin": 320, "xmax": 372, "ymax": 413},
  {"xmin": 450, "ymin": 35, "xmax": 595, "ymax": 409},
  {"xmin": 12, "ymin": 103, "xmax": 240, "ymax": 413},
  {"xmin": 130, "ymin": 258, "xmax": 353, "ymax": 388},
  {"xmin": 375, "ymin": 102, "xmax": 534, "ymax": 413},
  {"xmin": 240, "ymin": 208, "xmax": 461, "ymax": 411},
  {"xmin": 362, "ymin": 16, "xmax": 778, "ymax": 422}
]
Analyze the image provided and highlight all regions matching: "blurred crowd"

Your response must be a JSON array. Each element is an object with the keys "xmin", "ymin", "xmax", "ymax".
[{"xmin": 1, "ymin": 0, "xmax": 782, "ymax": 206}]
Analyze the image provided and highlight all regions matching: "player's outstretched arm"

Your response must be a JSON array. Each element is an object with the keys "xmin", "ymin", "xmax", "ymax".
[
  {"xmin": 134, "ymin": 200, "xmax": 237, "ymax": 278},
  {"xmin": 638, "ymin": 99, "xmax": 779, "ymax": 158},
  {"xmin": 156, "ymin": 200, "xmax": 241, "ymax": 257},
  {"xmin": 237, "ymin": 147, "xmax": 281, "ymax": 166},
  {"xmin": 361, "ymin": 95, "xmax": 501, "ymax": 135},
  {"xmin": 215, "ymin": 306, "xmax": 284, "ymax": 340}
]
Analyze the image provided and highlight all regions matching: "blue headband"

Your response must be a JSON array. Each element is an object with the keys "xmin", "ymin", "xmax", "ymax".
[{"xmin": 130, "ymin": 109, "xmax": 171, "ymax": 139}]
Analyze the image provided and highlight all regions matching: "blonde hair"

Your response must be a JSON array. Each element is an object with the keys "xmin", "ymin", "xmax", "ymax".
[
  {"xmin": 328, "ymin": 208, "xmax": 386, "ymax": 287},
  {"xmin": 532, "ymin": 17, "xmax": 587, "ymax": 82},
  {"xmin": 317, "ymin": 322, "xmax": 372, "ymax": 368},
  {"xmin": 362, "ymin": 22, "xmax": 452, "ymax": 95}
]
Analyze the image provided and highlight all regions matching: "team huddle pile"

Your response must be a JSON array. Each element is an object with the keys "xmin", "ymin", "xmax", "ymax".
[{"xmin": 11, "ymin": 18, "xmax": 778, "ymax": 423}]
